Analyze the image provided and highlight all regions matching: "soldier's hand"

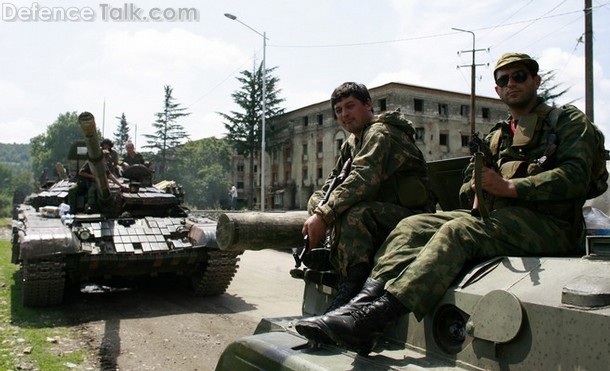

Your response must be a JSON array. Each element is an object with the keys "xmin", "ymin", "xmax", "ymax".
[
  {"xmin": 471, "ymin": 167, "xmax": 517, "ymax": 198},
  {"xmin": 302, "ymin": 214, "xmax": 327, "ymax": 250}
]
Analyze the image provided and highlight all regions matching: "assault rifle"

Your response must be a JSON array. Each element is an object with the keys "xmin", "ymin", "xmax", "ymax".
[
  {"xmin": 468, "ymin": 133, "xmax": 495, "ymax": 218},
  {"xmin": 294, "ymin": 158, "xmax": 353, "ymax": 269}
]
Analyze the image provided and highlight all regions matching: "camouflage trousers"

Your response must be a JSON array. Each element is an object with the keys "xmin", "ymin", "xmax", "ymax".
[
  {"xmin": 371, "ymin": 207, "xmax": 580, "ymax": 320},
  {"xmin": 330, "ymin": 201, "xmax": 421, "ymax": 276}
]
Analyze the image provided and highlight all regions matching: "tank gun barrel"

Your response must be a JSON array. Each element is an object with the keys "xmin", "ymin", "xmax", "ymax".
[{"xmin": 78, "ymin": 112, "xmax": 112, "ymax": 203}]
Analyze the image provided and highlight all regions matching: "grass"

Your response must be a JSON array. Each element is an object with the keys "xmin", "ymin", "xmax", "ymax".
[{"xmin": 0, "ymin": 220, "xmax": 94, "ymax": 370}]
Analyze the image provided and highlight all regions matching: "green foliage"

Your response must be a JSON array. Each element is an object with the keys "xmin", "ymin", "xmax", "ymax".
[
  {"xmin": 0, "ymin": 143, "xmax": 31, "ymax": 168},
  {"xmin": 29, "ymin": 112, "xmax": 92, "ymax": 177},
  {"xmin": 166, "ymin": 137, "xmax": 233, "ymax": 209},
  {"xmin": 0, "ymin": 163, "xmax": 33, "ymax": 218},
  {"xmin": 0, "ymin": 194, "xmax": 10, "ymax": 217},
  {"xmin": 113, "ymin": 113, "xmax": 131, "ymax": 155},
  {"xmin": 539, "ymin": 69, "xmax": 573, "ymax": 106},
  {"xmin": 143, "ymin": 85, "xmax": 190, "ymax": 178},
  {"xmin": 218, "ymin": 63, "xmax": 285, "ymax": 208},
  {"xmin": 0, "ymin": 239, "xmax": 92, "ymax": 370}
]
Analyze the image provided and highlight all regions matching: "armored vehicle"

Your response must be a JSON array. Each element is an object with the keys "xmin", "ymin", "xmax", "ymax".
[
  {"xmin": 214, "ymin": 157, "xmax": 610, "ymax": 371},
  {"xmin": 11, "ymin": 112, "xmax": 241, "ymax": 307}
]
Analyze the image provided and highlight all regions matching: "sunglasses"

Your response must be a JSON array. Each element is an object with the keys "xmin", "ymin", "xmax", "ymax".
[{"xmin": 495, "ymin": 70, "xmax": 529, "ymax": 88}]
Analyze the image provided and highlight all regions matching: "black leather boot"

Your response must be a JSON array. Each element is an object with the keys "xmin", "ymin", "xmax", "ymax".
[
  {"xmin": 327, "ymin": 277, "xmax": 384, "ymax": 315},
  {"xmin": 317, "ymin": 293, "xmax": 407, "ymax": 355},
  {"xmin": 295, "ymin": 277, "xmax": 383, "ymax": 345},
  {"xmin": 324, "ymin": 263, "xmax": 369, "ymax": 313}
]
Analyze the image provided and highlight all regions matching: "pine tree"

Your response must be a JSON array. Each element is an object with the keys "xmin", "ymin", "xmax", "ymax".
[
  {"xmin": 143, "ymin": 85, "xmax": 190, "ymax": 178},
  {"xmin": 113, "ymin": 113, "xmax": 131, "ymax": 155},
  {"xmin": 218, "ymin": 62, "xmax": 284, "ymax": 208}
]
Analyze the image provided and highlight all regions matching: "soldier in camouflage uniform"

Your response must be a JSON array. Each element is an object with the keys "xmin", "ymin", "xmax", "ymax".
[
  {"xmin": 296, "ymin": 53, "xmax": 598, "ymax": 354},
  {"xmin": 302, "ymin": 82, "xmax": 436, "ymax": 312}
]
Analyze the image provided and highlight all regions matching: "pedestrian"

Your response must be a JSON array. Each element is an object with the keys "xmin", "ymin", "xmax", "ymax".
[
  {"xmin": 229, "ymin": 184, "xmax": 238, "ymax": 210},
  {"xmin": 301, "ymin": 82, "xmax": 436, "ymax": 313},
  {"xmin": 296, "ymin": 53, "xmax": 599, "ymax": 355}
]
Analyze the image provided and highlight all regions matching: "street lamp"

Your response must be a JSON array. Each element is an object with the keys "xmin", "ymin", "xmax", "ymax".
[{"xmin": 225, "ymin": 12, "xmax": 268, "ymax": 211}]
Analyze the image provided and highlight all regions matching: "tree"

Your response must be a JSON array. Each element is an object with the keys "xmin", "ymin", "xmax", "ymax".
[
  {"xmin": 113, "ymin": 113, "xmax": 131, "ymax": 155},
  {"xmin": 143, "ymin": 85, "xmax": 190, "ymax": 178},
  {"xmin": 539, "ymin": 69, "xmax": 573, "ymax": 106},
  {"xmin": 165, "ymin": 137, "xmax": 233, "ymax": 209},
  {"xmin": 218, "ymin": 62, "xmax": 285, "ymax": 208},
  {"xmin": 30, "ymin": 111, "xmax": 86, "ymax": 177}
]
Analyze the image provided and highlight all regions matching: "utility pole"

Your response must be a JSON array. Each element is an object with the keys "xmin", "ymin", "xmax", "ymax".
[
  {"xmin": 584, "ymin": 0, "xmax": 594, "ymax": 121},
  {"xmin": 452, "ymin": 28, "xmax": 487, "ymax": 139}
]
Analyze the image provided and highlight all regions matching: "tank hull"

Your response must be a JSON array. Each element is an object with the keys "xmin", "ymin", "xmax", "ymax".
[
  {"xmin": 12, "ymin": 202, "xmax": 241, "ymax": 307},
  {"xmin": 215, "ymin": 255, "xmax": 610, "ymax": 371}
]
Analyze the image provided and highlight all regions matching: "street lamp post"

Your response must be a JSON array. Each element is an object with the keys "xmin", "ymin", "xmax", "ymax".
[{"xmin": 225, "ymin": 13, "xmax": 267, "ymax": 211}]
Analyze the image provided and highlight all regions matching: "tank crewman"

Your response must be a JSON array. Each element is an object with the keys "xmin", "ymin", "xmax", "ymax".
[
  {"xmin": 121, "ymin": 141, "xmax": 145, "ymax": 170},
  {"xmin": 68, "ymin": 149, "xmax": 126, "ymax": 212},
  {"xmin": 301, "ymin": 82, "xmax": 436, "ymax": 313},
  {"xmin": 101, "ymin": 138, "xmax": 121, "ymax": 176},
  {"xmin": 295, "ymin": 53, "xmax": 598, "ymax": 354}
]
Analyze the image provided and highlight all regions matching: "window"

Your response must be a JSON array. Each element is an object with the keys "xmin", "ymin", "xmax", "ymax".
[
  {"xmin": 440, "ymin": 133, "xmax": 449, "ymax": 147},
  {"xmin": 284, "ymin": 170, "xmax": 290, "ymax": 183},
  {"xmin": 317, "ymin": 167, "xmax": 323, "ymax": 179},
  {"xmin": 414, "ymin": 98, "xmax": 424, "ymax": 112},
  {"xmin": 302, "ymin": 168, "xmax": 308, "ymax": 180},
  {"xmin": 461, "ymin": 135, "xmax": 470, "ymax": 147},
  {"xmin": 253, "ymin": 165, "xmax": 258, "ymax": 172},
  {"xmin": 237, "ymin": 181, "xmax": 244, "ymax": 189},
  {"xmin": 438, "ymin": 103, "xmax": 448, "ymax": 116},
  {"xmin": 317, "ymin": 141, "xmax": 323, "ymax": 153},
  {"xmin": 302, "ymin": 143, "xmax": 308, "ymax": 156},
  {"xmin": 317, "ymin": 114, "xmax": 323, "ymax": 125},
  {"xmin": 379, "ymin": 98, "xmax": 387, "ymax": 112},
  {"xmin": 415, "ymin": 127, "xmax": 425, "ymax": 141},
  {"xmin": 303, "ymin": 116, "xmax": 309, "ymax": 126},
  {"xmin": 482, "ymin": 107, "xmax": 490, "ymax": 119},
  {"xmin": 460, "ymin": 105, "xmax": 470, "ymax": 117},
  {"xmin": 237, "ymin": 164, "xmax": 244, "ymax": 172}
]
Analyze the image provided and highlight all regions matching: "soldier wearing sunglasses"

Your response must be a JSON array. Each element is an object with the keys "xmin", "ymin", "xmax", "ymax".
[{"xmin": 296, "ymin": 52, "xmax": 599, "ymax": 355}]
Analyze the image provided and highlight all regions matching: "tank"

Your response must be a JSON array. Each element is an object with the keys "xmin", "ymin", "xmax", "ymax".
[
  {"xmin": 214, "ymin": 156, "xmax": 610, "ymax": 371},
  {"xmin": 11, "ymin": 111, "xmax": 242, "ymax": 307}
]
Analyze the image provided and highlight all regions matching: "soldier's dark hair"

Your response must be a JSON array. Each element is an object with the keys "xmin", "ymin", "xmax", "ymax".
[
  {"xmin": 101, "ymin": 138, "xmax": 114, "ymax": 148},
  {"xmin": 330, "ymin": 82, "xmax": 373, "ymax": 119}
]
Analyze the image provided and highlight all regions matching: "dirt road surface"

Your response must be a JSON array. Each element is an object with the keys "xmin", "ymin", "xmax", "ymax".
[{"xmin": 62, "ymin": 249, "xmax": 305, "ymax": 371}]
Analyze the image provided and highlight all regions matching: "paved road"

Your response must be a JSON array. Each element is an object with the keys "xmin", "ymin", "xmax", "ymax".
[{"xmin": 62, "ymin": 248, "xmax": 305, "ymax": 370}]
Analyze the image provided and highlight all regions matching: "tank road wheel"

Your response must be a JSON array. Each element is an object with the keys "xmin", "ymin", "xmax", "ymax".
[
  {"xmin": 191, "ymin": 250, "xmax": 242, "ymax": 297},
  {"xmin": 21, "ymin": 259, "xmax": 66, "ymax": 307}
]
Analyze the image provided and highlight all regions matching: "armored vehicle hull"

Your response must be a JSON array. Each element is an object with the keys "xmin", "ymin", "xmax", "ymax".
[
  {"xmin": 215, "ymin": 157, "xmax": 610, "ymax": 370},
  {"xmin": 11, "ymin": 112, "xmax": 241, "ymax": 307}
]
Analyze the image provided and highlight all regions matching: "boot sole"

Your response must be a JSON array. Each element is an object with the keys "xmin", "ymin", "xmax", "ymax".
[{"xmin": 294, "ymin": 321, "xmax": 336, "ymax": 345}]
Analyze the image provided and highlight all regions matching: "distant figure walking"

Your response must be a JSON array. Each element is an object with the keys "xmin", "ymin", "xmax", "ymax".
[{"xmin": 229, "ymin": 185, "xmax": 238, "ymax": 210}]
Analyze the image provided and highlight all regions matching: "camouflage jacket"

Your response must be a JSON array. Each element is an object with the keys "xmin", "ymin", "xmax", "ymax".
[
  {"xmin": 460, "ymin": 99, "xmax": 596, "ymax": 227},
  {"xmin": 309, "ymin": 110, "xmax": 436, "ymax": 225}
]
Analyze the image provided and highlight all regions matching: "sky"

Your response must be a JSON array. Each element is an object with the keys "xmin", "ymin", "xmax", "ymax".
[{"xmin": 1, "ymin": 0, "xmax": 609, "ymax": 148}]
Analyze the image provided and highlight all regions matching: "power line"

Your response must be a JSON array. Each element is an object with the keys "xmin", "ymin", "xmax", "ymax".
[{"xmin": 268, "ymin": 7, "xmax": 597, "ymax": 49}]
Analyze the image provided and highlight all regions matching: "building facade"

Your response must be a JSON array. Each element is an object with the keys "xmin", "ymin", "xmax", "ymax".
[{"xmin": 231, "ymin": 82, "xmax": 508, "ymax": 210}]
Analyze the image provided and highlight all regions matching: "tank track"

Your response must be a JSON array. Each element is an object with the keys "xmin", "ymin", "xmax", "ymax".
[
  {"xmin": 191, "ymin": 250, "xmax": 242, "ymax": 297},
  {"xmin": 21, "ymin": 258, "xmax": 66, "ymax": 307}
]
